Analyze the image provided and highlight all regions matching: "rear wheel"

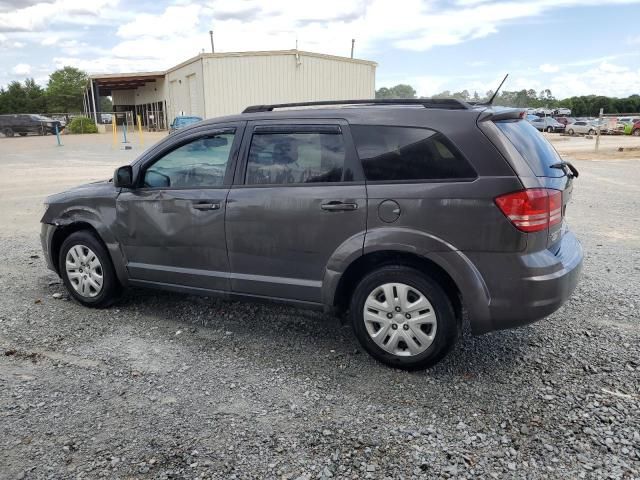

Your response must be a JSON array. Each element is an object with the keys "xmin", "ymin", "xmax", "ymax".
[
  {"xmin": 632, "ymin": 129, "xmax": 640, "ymax": 136},
  {"xmin": 546, "ymin": 126, "xmax": 553, "ymax": 133},
  {"xmin": 588, "ymin": 129, "xmax": 596, "ymax": 135},
  {"xmin": 18, "ymin": 132, "xmax": 27, "ymax": 136},
  {"xmin": 350, "ymin": 266, "xmax": 458, "ymax": 370},
  {"xmin": 58, "ymin": 231, "xmax": 121, "ymax": 308},
  {"xmin": 3, "ymin": 128, "xmax": 14, "ymax": 137},
  {"xmin": 568, "ymin": 128, "xmax": 575, "ymax": 135}
]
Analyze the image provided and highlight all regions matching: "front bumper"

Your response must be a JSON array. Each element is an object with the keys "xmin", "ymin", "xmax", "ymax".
[
  {"xmin": 40, "ymin": 223, "xmax": 58, "ymax": 272},
  {"xmin": 468, "ymin": 231, "xmax": 583, "ymax": 334}
]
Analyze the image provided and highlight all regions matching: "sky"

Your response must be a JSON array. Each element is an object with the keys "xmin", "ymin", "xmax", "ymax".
[{"xmin": 1, "ymin": 0, "xmax": 640, "ymax": 99}]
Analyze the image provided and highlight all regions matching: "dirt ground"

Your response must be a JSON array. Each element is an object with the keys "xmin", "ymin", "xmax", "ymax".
[{"xmin": 0, "ymin": 132, "xmax": 638, "ymax": 479}]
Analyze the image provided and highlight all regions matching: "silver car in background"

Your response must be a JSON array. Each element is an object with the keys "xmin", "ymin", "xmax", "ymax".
[{"xmin": 566, "ymin": 121, "xmax": 598, "ymax": 136}]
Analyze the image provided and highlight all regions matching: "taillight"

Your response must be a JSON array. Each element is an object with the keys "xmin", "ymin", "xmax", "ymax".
[{"xmin": 495, "ymin": 188, "xmax": 563, "ymax": 233}]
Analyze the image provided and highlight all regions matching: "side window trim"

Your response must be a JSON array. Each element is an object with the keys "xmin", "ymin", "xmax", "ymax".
[
  {"xmin": 233, "ymin": 120, "xmax": 365, "ymax": 187},
  {"xmin": 137, "ymin": 125, "xmax": 243, "ymax": 190}
]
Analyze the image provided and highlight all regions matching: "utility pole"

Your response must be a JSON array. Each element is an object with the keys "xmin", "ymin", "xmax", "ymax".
[
  {"xmin": 351, "ymin": 38, "xmax": 355, "ymax": 58},
  {"xmin": 209, "ymin": 30, "xmax": 214, "ymax": 53}
]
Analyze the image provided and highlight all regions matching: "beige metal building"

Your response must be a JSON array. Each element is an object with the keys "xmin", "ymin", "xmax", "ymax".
[{"xmin": 86, "ymin": 50, "xmax": 377, "ymax": 129}]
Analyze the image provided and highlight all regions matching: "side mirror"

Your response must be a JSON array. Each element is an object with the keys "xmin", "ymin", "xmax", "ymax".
[{"xmin": 114, "ymin": 165, "xmax": 134, "ymax": 188}]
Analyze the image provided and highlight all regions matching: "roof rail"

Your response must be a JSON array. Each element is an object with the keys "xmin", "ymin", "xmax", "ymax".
[{"xmin": 242, "ymin": 98, "xmax": 470, "ymax": 113}]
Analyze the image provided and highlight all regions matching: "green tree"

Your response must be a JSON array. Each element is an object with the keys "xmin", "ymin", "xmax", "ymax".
[
  {"xmin": 46, "ymin": 66, "xmax": 87, "ymax": 113},
  {"xmin": 100, "ymin": 96, "xmax": 113, "ymax": 112},
  {"xmin": 0, "ymin": 78, "xmax": 47, "ymax": 113},
  {"xmin": 375, "ymin": 84, "xmax": 417, "ymax": 99}
]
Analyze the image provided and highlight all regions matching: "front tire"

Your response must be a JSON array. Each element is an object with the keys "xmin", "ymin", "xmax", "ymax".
[
  {"xmin": 588, "ymin": 129, "xmax": 595, "ymax": 135},
  {"xmin": 58, "ymin": 231, "xmax": 120, "ymax": 308},
  {"xmin": 568, "ymin": 128, "xmax": 575, "ymax": 135},
  {"xmin": 546, "ymin": 126, "xmax": 553, "ymax": 133},
  {"xmin": 350, "ymin": 266, "xmax": 459, "ymax": 370}
]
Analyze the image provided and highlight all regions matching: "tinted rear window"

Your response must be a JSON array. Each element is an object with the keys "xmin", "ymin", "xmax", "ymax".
[
  {"xmin": 351, "ymin": 125, "xmax": 476, "ymax": 181},
  {"xmin": 494, "ymin": 120, "xmax": 563, "ymax": 177}
]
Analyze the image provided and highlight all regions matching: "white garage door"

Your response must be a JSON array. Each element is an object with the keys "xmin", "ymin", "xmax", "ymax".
[{"xmin": 187, "ymin": 74, "xmax": 198, "ymax": 116}]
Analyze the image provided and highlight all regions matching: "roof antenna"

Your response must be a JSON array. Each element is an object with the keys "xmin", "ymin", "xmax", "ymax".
[{"xmin": 484, "ymin": 74, "xmax": 508, "ymax": 105}]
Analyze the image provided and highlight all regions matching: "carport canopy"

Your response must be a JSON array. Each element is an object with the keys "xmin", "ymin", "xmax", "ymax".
[{"xmin": 89, "ymin": 71, "xmax": 164, "ymax": 95}]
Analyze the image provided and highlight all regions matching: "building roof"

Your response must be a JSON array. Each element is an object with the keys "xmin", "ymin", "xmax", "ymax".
[{"xmin": 90, "ymin": 50, "xmax": 376, "ymax": 83}]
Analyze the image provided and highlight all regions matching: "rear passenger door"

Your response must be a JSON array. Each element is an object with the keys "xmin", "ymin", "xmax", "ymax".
[{"xmin": 225, "ymin": 120, "xmax": 366, "ymax": 303}]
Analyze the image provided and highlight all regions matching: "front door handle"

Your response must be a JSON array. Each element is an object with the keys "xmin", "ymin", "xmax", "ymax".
[
  {"xmin": 192, "ymin": 202, "xmax": 221, "ymax": 211},
  {"xmin": 321, "ymin": 201, "xmax": 358, "ymax": 211}
]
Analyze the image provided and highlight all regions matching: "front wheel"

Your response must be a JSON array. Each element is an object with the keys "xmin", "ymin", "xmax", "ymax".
[
  {"xmin": 568, "ymin": 128, "xmax": 575, "ymax": 135},
  {"xmin": 588, "ymin": 129, "xmax": 596, "ymax": 135},
  {"xmin": 350, "ymin": 266, "xmax": 459, "ymax": 370},
  {"xmin": 58, "ymin": 231, "xmax": 121, "ymax": 308},
  {"xmin": 546, "ymin": 126, "xmax": 553, "ymax": 133}
]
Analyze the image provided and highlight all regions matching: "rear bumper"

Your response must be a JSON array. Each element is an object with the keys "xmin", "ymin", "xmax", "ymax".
[{"xmin": 468, "ymin": 232, "xmax": 583, "ymax": 334}]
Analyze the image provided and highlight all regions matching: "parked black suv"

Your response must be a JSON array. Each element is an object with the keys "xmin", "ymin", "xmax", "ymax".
[
  {"xmin": 41, "ymin": 99, "xmax": 583, "ymax": 370},
  {"xmin": 0, "ymin": 114, "xmax": 64, "ymax": 137}
]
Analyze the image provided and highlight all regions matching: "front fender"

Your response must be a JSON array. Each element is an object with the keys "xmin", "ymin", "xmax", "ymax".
[{"xmin": 44, "ymin": 203, "xmax": 128, "ymax": 286}]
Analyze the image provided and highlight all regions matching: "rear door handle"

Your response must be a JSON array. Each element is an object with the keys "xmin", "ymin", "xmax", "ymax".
[
  {"xmin": 321, "ymin": 201, "xmax": 358, "ymax": 211},
  {"xmin": 192, "ymin": 201, "xmax": 221, "ymax": 211}
]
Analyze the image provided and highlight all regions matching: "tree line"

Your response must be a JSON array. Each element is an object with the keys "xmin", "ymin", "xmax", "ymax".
[
  {"xmin": 0, "ymin": 66, "xmax": 110, "ymax": 115},
  {"xmin": 376, "ymin": 84, "xmax": 640, "ymax": 116}
]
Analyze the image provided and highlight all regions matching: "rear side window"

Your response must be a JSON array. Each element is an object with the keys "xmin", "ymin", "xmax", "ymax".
[
  {"xmin": 495, "ymin": 120, "xmax": 563, "ymax": 177},
  {"xmin": 351, "ymin": 125, "xmax": 476, "ymax": 181},
  {"xmin": 246, "ymin": 130, "xmax": 346, "ymax": 185}
]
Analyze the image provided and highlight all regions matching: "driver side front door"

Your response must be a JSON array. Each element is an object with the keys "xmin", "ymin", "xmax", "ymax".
[{"xmin": 115, "ymin": 124, "xmax": 244, "ymax": 293}]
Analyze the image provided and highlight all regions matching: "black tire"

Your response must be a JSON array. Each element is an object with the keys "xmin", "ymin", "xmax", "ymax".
[
  {"xmin": 3, "ymin": 128, "xmax": 14, "ymax": 137},
  {"xmin": 19, "ymin": 132, "xmax": 27, "ymax": 136},
  {"xmin": 58, "ymin": 230, "xmax": 121, "ymax": 308},
  {"xmin": 546, "ymin": 126, "xmax": 553, "ymax": 133},
  {"xmin": 349, "ymin": 266, "xmax": 459, "ymax": 370},
  {"xmin": 633, "ymin": 129, "xmax": 640, "ymax": 136},
  {"xmin": 588, "ymin": 129, "xmax": 595, "ymax": 136},
  {"xmin": 568, "ymin": 128, "xmax": 574, "ymax": 135}
]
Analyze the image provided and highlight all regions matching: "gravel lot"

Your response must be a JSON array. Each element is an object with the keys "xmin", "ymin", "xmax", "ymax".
[{"xmin": 0, "ymin": 134, "xmax": 639, "ymax": 479}]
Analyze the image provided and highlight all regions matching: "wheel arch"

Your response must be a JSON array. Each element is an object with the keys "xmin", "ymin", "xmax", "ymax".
[
  {"xmin": 331, "ymin": 250, "xmax": 464, "ymax": 327},
  {"xmin": 48, "ymin": 213, "xmax": 128, "ymax": 286}
]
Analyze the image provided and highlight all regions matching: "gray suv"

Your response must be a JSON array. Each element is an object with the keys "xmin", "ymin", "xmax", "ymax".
[{"xmin": 41, "ymin": 99, "xmax": 583, "ymax": 370}]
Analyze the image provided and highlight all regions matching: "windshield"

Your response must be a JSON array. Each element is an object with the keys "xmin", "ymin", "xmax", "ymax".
[
  {"xmin": 30, "ymin": 114, "xmax": 52, "ymax": 121},
  {"xmin": 495, "ymin": 119, "xmax": 564, "ymax": 177}
]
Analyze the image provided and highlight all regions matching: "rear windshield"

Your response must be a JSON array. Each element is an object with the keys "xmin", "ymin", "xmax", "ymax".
[{"xmin": 494, "ymin": 119, "xmax": 563, "ymax": 177}]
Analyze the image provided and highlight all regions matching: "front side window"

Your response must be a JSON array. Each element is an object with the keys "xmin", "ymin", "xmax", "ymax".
[
  {"xmin": 351, "ymin": 125, "xmax": 476, "ymax": 181},
  {"xmin": 143, "ymin": 132, "xmax": 234, "ymax": 188},
  {"xmin": 246, "ymin": 130, "xmax": 346, "ymax": 185}
]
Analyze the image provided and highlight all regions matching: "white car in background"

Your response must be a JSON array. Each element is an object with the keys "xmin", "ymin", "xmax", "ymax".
[{"xmin": 566, "ymin": 121, "xmax": 598, "ymax": 136}]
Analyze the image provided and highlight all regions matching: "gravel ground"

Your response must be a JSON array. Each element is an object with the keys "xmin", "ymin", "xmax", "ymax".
[{"xmin": 0, "ymin": 136, "xmax": 639, "ymax": 479}]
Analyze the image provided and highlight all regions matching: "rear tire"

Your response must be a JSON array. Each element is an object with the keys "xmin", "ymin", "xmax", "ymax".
[
  {"xmin": 349, "ymin": 266, "xmax": 458, "ymax": 370},
  {"xmin": 568, "ymin": 128, "xmax": 574, "ymax": 135},
  {"xmin": 632, "ymin": 129, "xmax": 640, "ymax": 136},
  {"xmin": 3, "ymin": 128, "xmax": 14, "ymax": 137},
  {"xmin": 58, "ymin": 231, "xmax": 121, "ymax": 308},
  {"xmin": 546, "ymin": 126, "xmax": 553, "ymax": 133},
  {"xmin": 588, "ymin": 129, "xmax": 595, "ymax": 135}
]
